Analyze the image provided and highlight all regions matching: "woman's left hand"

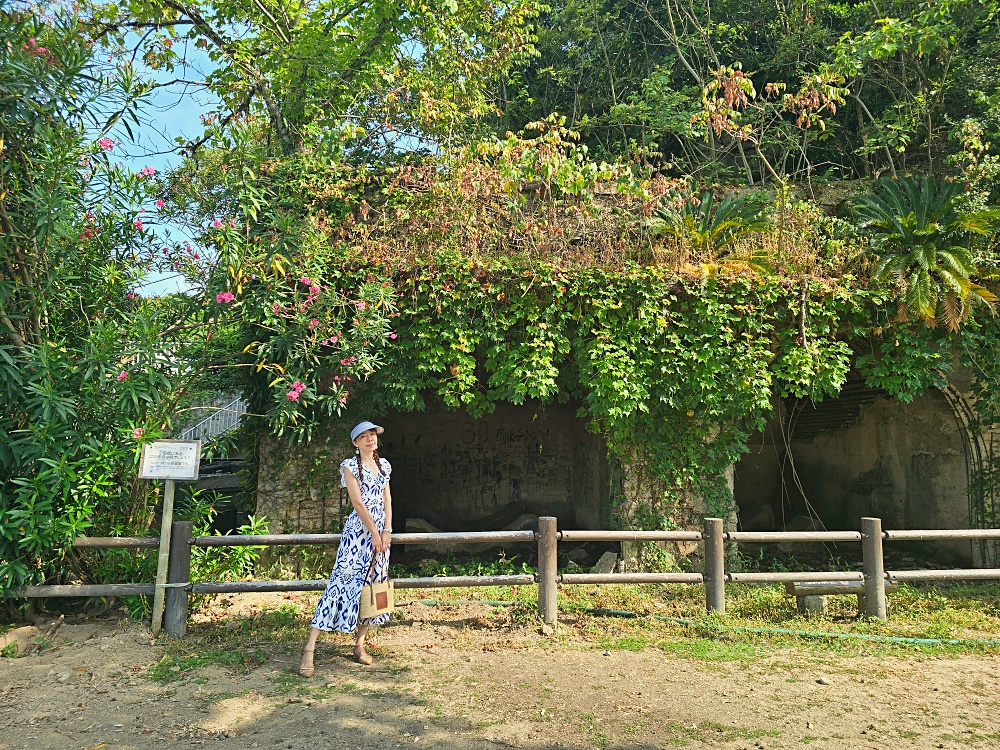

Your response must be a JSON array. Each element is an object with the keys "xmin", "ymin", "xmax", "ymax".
[{"xmin": 380, "ymin": 530, "xmax": 391, "ymax": 546}]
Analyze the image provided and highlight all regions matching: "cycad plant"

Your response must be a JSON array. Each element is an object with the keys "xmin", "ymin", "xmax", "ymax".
[
  {"xmin": 651, "ymin": 190, "xmax": 769, "ymax": 273},
  {"xmin": 853, "ymin": 175, "xmax": 1000, "ymax": 329}
]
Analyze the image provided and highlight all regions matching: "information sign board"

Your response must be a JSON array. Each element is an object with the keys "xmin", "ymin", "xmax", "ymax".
[{"xmin": 139, "ymin": 440, "xmax": 202, "ymax": 481}]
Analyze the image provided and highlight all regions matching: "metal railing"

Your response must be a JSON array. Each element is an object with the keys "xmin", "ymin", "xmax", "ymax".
[
  {"xmin": 179, "ymin": 395, "xmax": 246, "ymax": 442},
  {"xmin": 14, "ymin": 516, "xmax": 1000, "ymax": 637}
]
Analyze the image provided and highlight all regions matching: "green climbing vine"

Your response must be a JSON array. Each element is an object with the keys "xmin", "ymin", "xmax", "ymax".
[{"xmin": 230, "ymin": 122, "xmax": 1000, "ymax": 534}]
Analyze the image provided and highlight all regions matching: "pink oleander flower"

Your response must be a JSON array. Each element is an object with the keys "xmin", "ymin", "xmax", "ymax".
[
  {"xmin": 339, "ymin": 394, "xmax": 349, "ymax": 404},
  {"xmin": 229, "ymin": 220, "xmax": 236, "ymax": 228},
  {"xmin": 291, "ymin": 380, "xmax": 305, "ymax": 392},
  {"xmin": 212, "ymin": 220, "xmax": 222, "ymax": 228},
  {"xmin": 126, "ymin": 291, "xmax": 138, "ymax": 300},
  {"xmin": 308, "ymin": 285, "xmax": 320, "ymax": 295},
  {"xmin": 134, "ymin": 219, "xmax": 143, "ymax": 231},
  {"xmin": 309, "ymin": 318, "xmax": 319, "ymax": 329},
  {"xmin": 389, "ymin": 332, "xmax": 398, "ymax": 340},
  {"xmin": 156, "ymin": 199, "xmax": 165, "ymax": 209},
  {"xmin": 216, "ymin": 291, "xmax": 235, "ymax": 304},
  {"xmin": 117, "ymin": 370, "xmax": 128, "ymax": 382},
  {"xmin": 133, "ymin": 428, "xmax": 144, "ymax": 439},
  {"xmin": 98, "ymin": 137, "xmax": 114, "ymax": 151},
  {"xmin": 139, "ymin": 166, "xmax": 156, "ymax": 177},
  {"xmin": 355, "ymin": 301, "xmax": 366, "ymax": 310},
  {"xmin": 286, "ymin": 390, "xmax": 300, "ymax": 401},
  {"xmin": 300, "ymin": 276, "xmax": 311, "ymax": 285},
  {"xmin": 272, "ymin": 302, "xmax": 280, "ymax": 314},
  {"xmin": 330, "ymin": 335, "xmax": 338, "ymax": 344}
]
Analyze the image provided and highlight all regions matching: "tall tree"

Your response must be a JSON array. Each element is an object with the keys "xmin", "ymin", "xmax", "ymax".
[{"xmin": 90, "ymin": 0, "xmax": 543, "ymax": 159}]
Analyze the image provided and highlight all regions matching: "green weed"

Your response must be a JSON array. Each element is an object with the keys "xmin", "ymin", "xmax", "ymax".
[
  {"xmin": 147, "ymin": 647, "xmax": 269, "ymax": 684},
  {"xmin": 655, "ymin": 637, "xmax": 760, "ymax": 662},
  {"xmin": 598, "ymin": 636, "xmax": 646, "ymax": 652}
]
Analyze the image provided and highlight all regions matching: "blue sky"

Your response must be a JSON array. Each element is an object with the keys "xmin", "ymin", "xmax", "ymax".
[{"xmin": 116, "ymin": 36, "xmax": 219, "ymax": 296}]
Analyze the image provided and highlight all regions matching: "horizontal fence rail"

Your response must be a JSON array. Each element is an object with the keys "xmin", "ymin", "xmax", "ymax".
[
  {"xmin": 560, "ymin": 572, "xmax": 704, "ymax": 584},
  {"xmin": 12, "ymin": 516, "xmax": 1000, "ymax": 633},
  {"xmin": 189, "ymin": 575, "xmax": 538, "ymax": 595},
  {"xmin": 883, "ymin": 529, "xmax": 1000, "ymax": 541},
  {"xmin": 727, "ymin": 531, "xmax": 862, "ymax": 543},
  {"xmin": 886, "ymin": 569, "xmax": 1000, "ymax": 581},
  {"xmin": 559, "ymin": 530, "xmax": 703, "ymax": 542},
  {"xmin": 72, "ymin": 536, "xmax": 161, "ymax": 549},
  {"xmin": 192, "ymin": 530, "xmax": 537, "ymax": 547},
  {"xmin": 727, "ymin": 571, "xmax": 865, "ymax": 584},
  {"xmin": 19, "ymin": 584, "xmax": 158, "ymax": 598}
]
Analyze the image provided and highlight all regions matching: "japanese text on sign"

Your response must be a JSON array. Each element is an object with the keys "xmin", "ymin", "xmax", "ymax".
[{"xmin": 139, "ymin": 440, "xmax": 201, "ymax": 480}]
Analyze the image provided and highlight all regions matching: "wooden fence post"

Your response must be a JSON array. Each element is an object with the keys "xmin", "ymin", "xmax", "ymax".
[
  {"xmin": 861, "ymin": 517, "xmax": 887, "ymax": 621},
  {"xmin": 704, "ymin": 517, "xmax": 726, "ymax": 615},
  {"xmin": 150, "ymin": 478, "xmax": 176, "ymax": 638},
  {"xmin": 537, "ymin": 516, "xmax": 558, "ymax": 625},
  {"xmin": 164, "ymin": 521, "xmax": 193, "ymax": 637}
]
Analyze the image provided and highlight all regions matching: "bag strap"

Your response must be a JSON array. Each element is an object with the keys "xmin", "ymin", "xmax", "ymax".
[{"xmin": 364, "ymin": 550, "xmax": 382, "ymax": 585}]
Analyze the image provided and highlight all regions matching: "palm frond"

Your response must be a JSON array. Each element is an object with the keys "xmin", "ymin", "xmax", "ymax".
[
  {"xmin": 853, "ymin": 174, "xmax": 991, "ymax": 329},
  {"xmin": 940, "ymin": 293, "xmax": 961, "ymax": 333}
]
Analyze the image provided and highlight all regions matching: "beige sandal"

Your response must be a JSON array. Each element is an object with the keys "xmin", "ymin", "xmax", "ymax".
[
  {"xmin": 353, "ymin": 645, "xmax": 373, "ymax": 666},
  {"xmin": 298, "ymin": 647, "xmax": 315, "ymax": 677}
]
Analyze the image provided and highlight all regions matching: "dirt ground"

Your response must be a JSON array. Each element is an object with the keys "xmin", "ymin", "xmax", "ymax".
[{"xmin": 2, "ymin": 593, "xmax": 1000, "ymax": 750}]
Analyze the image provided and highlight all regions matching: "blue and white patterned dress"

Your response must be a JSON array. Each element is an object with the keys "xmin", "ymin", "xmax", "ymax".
[{"xmin": 310, "ymin": 456, "xmax": 392, "ymax": 633}]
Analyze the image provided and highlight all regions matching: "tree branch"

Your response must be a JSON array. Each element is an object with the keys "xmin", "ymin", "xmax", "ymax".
[{"xmin": 160, "ymin": 0, "xmax": 297, "ymax": 154}]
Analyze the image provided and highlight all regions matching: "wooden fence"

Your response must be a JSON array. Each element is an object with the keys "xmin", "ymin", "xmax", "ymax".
[{"xmin": 15, "ymin": 516, "xmax": 1000, "ymax": 637}]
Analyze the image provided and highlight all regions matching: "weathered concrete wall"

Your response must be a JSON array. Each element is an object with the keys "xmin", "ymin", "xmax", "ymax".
[
  {"xmin": 255, "ymin": 402, "xmax": 610, "ymax": 533},
  {"xmin": 735, "ymin": 385, "xmax": 974, "ymax": 563},
  {"xmin": 379, "ymin": 403, "xmax": 609, "ymax": 530}
]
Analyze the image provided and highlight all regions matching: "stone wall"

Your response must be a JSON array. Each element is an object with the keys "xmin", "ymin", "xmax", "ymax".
[{"xmin": 255, "ymin": 402, "xmax": 610, "ymax": 533}]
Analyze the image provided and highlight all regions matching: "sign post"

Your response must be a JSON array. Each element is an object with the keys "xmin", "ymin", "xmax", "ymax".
[{"xmin": 139, "ymin": 439, "xmax": 201, "ymax": 638}]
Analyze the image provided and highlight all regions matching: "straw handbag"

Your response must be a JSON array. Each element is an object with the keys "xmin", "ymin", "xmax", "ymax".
[{"xmin": 359, "ymin": 551, "xmax": 394, "ymax": 619}]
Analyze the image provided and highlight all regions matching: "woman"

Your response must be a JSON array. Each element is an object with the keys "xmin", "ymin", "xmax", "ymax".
[{"xmin": 299, "ymin": 420, "xmax": 393, "ymax": 675}]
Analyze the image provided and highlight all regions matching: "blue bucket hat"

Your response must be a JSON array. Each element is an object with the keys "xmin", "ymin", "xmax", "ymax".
[{"xmin": 350, "ymin": 421, "xmax": 384, "ymax": 441}]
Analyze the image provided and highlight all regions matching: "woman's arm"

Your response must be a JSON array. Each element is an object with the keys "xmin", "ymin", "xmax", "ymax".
[
  {"xmin": 380, "ymin": 481, "xmax": 393, "ymax": 548},
  {"xmin": 343, "ymin": 466, "xmax": 387, "ymax": 553}
]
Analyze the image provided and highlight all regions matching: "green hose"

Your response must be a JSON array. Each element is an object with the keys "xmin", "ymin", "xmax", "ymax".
[{"xmin": 412, "ymin": 599, "xmax": 1000, "ymax": 648}]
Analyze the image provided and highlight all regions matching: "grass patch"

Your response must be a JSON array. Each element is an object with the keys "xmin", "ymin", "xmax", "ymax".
[
  {"xmin": 556, "ymin": 581, "xmax": 1000, "ymax": 656},
  {"xmin": 148, "ymin": 647, "xmax": 269, "ymax": 684},
  {"xmin": 654, "ymin": 636, "xmax": 761, "ymax": 662},
  {"xmin": 598, "ymin": 635, "xmax": 646, "ymax": 651},
  {"xmin": 146, "ymin": 604, "xmax": 309, "ymax": 684}
]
